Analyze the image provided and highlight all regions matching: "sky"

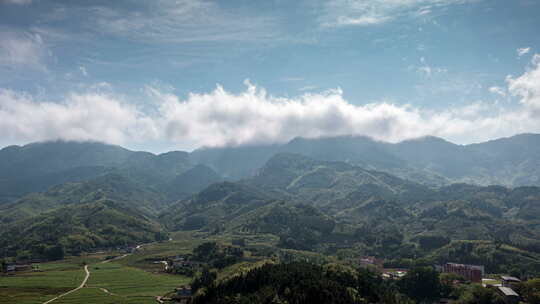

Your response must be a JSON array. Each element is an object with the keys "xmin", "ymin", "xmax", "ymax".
[{"xmin": 1, "ymin": 0, "xmax": 540, "ymax": 153}]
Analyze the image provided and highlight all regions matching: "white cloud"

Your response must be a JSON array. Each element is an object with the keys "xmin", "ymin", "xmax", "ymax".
[
  {"xmin": 320, "ymin": 0, "xmax": 477, "ymax": 27},
  {"xmin": 0, "ymin": 90, "xmax": 158, "ymax": 146},
  {"xmin": 333, "ymin": 15, "xmax": 390, "ymax": 26},
  {"xmin": 2, "ymin": 55, "xmax": 540, "ymax": 151},
  {"xmin": 299, "ymin": 85, "xmax": 319, "ymax": 92},
  {"xmin": 85, "ymin": 0, "xmax": 277, "ymax": 43},
  {"xmin": 517, "ymin": 47, "xmax": 531, "ymax": 57},
  {"xmin": 79, "ymin": 66, "xmax": 88, "ymax": 76},
  {"xmin": 0, "ymin": 31, "xmax": 48, "ymax": 70},
  {"xmin": 507, "ymin": 54, "xmax": 540, "ymax": 115},
  {"xmin": 489, "ymin": 86, "xmax": 506, "ymax": 97},
  {"xmin": 411, "ymin": 58, "xmax": 447, "ymax": 77},
  {"xmin": 2, "ymin": 0, "xmax": 32, "ymax": 5},
  {"xmin": 280, "ymin": 77, "xmax": 305, "ymax": 82}
]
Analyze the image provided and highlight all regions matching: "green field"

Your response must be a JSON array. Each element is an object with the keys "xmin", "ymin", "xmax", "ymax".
[
  {"xmin": 0, "ymin": 260, "xmax": 86, "ymax": 304},
  {"xmin": 53, "ymin": 262, "xmax": 189, "ymax": 304},
  {"xmin": 0, "ymin": 242, "xmax": 192, "ymax": 304},
  {"xmin": 1, "ymin": 238, "xmax": 286, "ymax": 304}
]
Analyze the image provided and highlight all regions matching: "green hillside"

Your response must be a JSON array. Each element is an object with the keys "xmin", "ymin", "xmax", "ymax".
[
  {"xmin": 162, "ymin": 153, "xmax": 540, "ymax": 275},
  {"xmin": 0, "ymin": 200, "xmax": 167, "ymax": 259}
]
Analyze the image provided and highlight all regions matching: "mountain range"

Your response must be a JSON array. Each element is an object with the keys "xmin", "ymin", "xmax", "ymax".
[
  {"xmin": 1, "ymin": 134, "xmax": 540, "ymax": 275},
  {"xmin": 2, "ymin": 133, "xmax": 539, "ymax": 204}
]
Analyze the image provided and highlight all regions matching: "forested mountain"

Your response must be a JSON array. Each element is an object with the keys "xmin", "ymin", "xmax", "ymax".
[
  {"xmin": 162, "ymin": 153, "xmax": 540, "ymax": 275},
  {"xmin": 2, "ymin": 134, "xmax": 539, "ymax": 205},
  {"xmin": 192, "ymin": 133, "xmax": 540, "ymax": 187},
  {"xmin": 0, "ymin": 199, "xmax": 167, "ymax": 259},
  {"xmin": 160, "ymin": 182, "xmax": 276, "ymax": 231},
  {"xmin": 0, "ymin": 173, "xmax": 169, "ymax": 258},
  {"xmin": 1, "ymin": 136, "xmax": 540, "ymax": 275},
  {"xmin": 0, "ymin": 140, "xmax": 219, "ymax": 204}
]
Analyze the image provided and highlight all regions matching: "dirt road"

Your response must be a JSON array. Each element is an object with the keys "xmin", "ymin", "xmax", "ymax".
[{"xmin": 42, "ymin": 264, "xmax": 90, "ymax": 304}]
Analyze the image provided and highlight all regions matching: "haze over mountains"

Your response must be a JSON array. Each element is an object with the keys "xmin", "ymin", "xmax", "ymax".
[{"xmin": 2, "ymin": 133, "xmax": 538, "ymax": 205}]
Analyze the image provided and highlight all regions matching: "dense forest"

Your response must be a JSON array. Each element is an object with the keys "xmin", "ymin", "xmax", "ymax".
[{"xmin": 191, "ymin": 261, "xmax": 540, "ymax": 304}]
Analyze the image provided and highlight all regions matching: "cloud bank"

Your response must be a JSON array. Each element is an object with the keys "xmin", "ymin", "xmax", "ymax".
[{"xmin": 1, "ymin": 55, "xmax": 540, "ymax": 151}]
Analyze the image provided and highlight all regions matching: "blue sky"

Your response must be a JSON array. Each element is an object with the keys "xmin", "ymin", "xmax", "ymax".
[{"xmin": 1, "ymin": 0, "xmax": 540, "ymax": 152}]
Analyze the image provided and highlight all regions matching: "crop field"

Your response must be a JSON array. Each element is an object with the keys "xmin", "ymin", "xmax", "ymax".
[
  {"xmin": 0, "ymin": 243, "xmax": 191, "ymax": 304},
  {"xmin": 0, "ymin": 259, "xmax": 86, "ymax": 304},
  {"xmin": 117, "ymin": 238, "xmax": 201, "ymax": 271},
  {"xmin": 53, "ymin": 262, "xmax": 189, "ymax": 304}
]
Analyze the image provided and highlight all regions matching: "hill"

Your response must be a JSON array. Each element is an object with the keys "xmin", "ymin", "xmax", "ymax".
[
  {"xmin": 0, "ymin": 140, "xmax": 221, "ymax": 204},
  {"xmin": 1, "ymin": 137, "xmax": 540, "ymax": 275},
  {"xmin": 0, "ymin": 199, "xmax": 167, "ymax": 259},
  {"xmin": 162, "ymin": 153, "xmax": 540, "ymax": 275},
  {"xmin": 191, "ymin": 133, "xmax": 540, "ymax": 187}
]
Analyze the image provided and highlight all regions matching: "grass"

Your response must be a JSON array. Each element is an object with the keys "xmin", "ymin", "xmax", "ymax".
[
  {"xmin": 0, "ymin": 237, "xmax": 267, "ymax": 304},
  {"xmin": 117, "ymin": 238, "xmax": 202, "ymax": 271},
  {"xmin": 0, "ymin": 243, "xmax": 191, "ymax": 304},
  {"xmin": 52, "ymin": 262, "xmax": 189, "ymax": 304},
  {"xmin": 0, "ymin": 260, "xmax": 86, "ymax": 304}
]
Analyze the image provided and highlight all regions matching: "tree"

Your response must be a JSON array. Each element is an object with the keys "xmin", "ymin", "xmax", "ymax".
[
  {"xmin": 45, "ymin": 244, "xmax": 64, "ymax": 261},
  {"xmin": 454, "ymin": 284, "xmax": 505, "ymax": 304},
  {"xmin": 193, "ymin": 242, "xmax": 218, "ymax": 261},
  {"xmin": 0, "ymin": 259, "xmax": 6, "ymax": 273},
  {"xmin": 440, "ymin": 272, "xmax": 466, "ymax": 298},
  {"xmin": 515, "ymin": 278, "xmax": 540, "ymax": 304},
  {"xmin": 398, "ymin": 266, "xmax": 440, "ymax": 303},
  {"xmin": 191, "ymin": 267, "xmax": 217, "ymax": 292}
]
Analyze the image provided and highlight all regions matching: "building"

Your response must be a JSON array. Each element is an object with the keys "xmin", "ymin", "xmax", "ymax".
[
  {"xmin": 501, "ymin": 276, "xmax": 521, "ymax": 287},
  {"xmin": 382, "ymin": 269, "xmax": 408, "ymax": 280},
  {"xmin": 14, "ymin": 264, "xmax": 31, "ymax": 271},
  {"xmin": 5, "ymin": 264, "xmax": 32, "ymax": 272},
  {"xmin": 441, "ymin": 263, "xmax": 484, "ymax": 283},
  {"xmin": 359, "ymin": 256, "xmax": 384, "ymax": 271},
  {"xmin": 497, "ymin": 286, "xmax": 520, "ymax": 304}
]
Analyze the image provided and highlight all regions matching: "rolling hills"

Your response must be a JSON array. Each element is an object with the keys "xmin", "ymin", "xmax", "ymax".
[{"xmin": 1, "ymin": 135, "xmax": 540, "ymax": 275}]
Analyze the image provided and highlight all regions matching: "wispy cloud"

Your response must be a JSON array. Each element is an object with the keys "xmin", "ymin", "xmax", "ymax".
[
  {"xmin": 2, "ymin": 0, "xmax": 32, "ymax": 5},
  {"xmin": 0, "ymin": 30, "xmax": 48, "ymax": 70},
  {"xmin": 280, "ymin": 77, "xmax": 305, "ymax": 82},
  {"xmin": 79, "ymin": 66, "xmax": 88, "ymax": 76},
  {"xmin": 298, "ymin": 85, "xmax": 319, "ymax": 91},
  {"xmin": 410, "ymin": 57, "xmax": 447, "ymax": 77},
  {"xmin": 83, "ymin": 0, "xmax": 278, "ymax": 43},
  {"xmin": 517, "ymin": 47, "xmax": 531, "ymax": 57},
  {"xmin": 2, "ymin": 55, "xmax": 540, "ymax": 151},
  {"xmin": 320, "ymin": 0, "xmax": 478, "ymax": 28},
  {"xmin": 489, "ymin": 86, "xmax": 506, "ymax": 97}
]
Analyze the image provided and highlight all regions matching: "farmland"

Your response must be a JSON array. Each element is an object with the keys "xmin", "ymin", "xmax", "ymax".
[{"xmin": 0, "ymin": 243, "xmax": 190, "ymax": 304}]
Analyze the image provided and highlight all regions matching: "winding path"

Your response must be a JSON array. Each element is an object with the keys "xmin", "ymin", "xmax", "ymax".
[
  {"xmin": 41, "ymin": 242, "xmax": 155, "ymax": 304},
  {"xmin": 42, "ymin": 265, "xmax": 90, "ymax": 304}
]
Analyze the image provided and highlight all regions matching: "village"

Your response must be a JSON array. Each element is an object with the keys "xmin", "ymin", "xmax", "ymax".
[{"xmin": 359, "ymin": 256, "xmax": 523, "ymax": 304}]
